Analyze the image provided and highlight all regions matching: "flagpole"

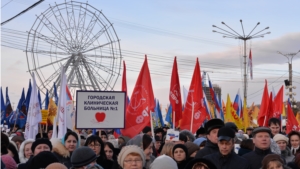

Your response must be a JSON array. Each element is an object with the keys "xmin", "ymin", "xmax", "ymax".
[
  {"xmin": 150, "ymin": 112, "xmax": 155, "ymax": 139},
  {"xmin": 173, "ymin": 111, "xmax": 175, "ymax": 130}
]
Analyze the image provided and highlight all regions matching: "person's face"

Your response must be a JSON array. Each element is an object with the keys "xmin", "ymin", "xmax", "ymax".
[
  {"xmin": 218, "ymin": 139, "xmax": 234, "ymax": 156},
  {"xmin": 276, "ymin": 141, "xmax": 287, "ymax": 151},
  {"xmin": 155, "ymin": 141, "xmax": 161, "ymax": 150},
  {"xmin": 290, "ymin": 135, "xmax": 300, "ymax": 148},
  {"xmin": 65, "ymin": 135, "xmax": 77, "ymax": 152},
  {"xmin": 156, "ymin": 132, "xmax": 162, "ymax": 139},
  {"xmin": 118, "ymin": 138, "xmax": 125, "ymax": 147},
  {"xmin": 88, "ymin": 141, "xmax": 101, "ymax": 155},
  {"xmin": 101, "ymin": 135, "xmax": 108, "ymax": 142},
  {"xmin": 246, "ymin": 130, "xmax": 253, "ymax": 135},
  {"xmin": 143, "ymin": 142, "xmax": 153, "ymax": 160},
  {"xmin": 253, "ymin": 132, "xmax": 271, "ymax": 150},
  {"xmin": 24, "ymin": 142, "xmax": 33, "ymax": 159},
  {"xmin": 48, "ymin": 130, "xmax": 53, "ymax": 139},
  {"xmin": 123, "ymin": 154, "xmax": 143, "ymax": 169},
  {"xmin": 207, "ymin": 128, "xmax": 219, "ymax": 144},
  {"xmin": 104, "ymin": 145, "xmax": 113, "ymax": 160},
  {"xmin": 267, "ymin": 161, "xmax": 283, "ymax": 169},
  {"xmin": 34, "ymin": 144, "xmax": 50, "ymax": 156},
  {"xmin": 269, "ymin": 123, "xmax": 280, "ymax": 136},
  {"xmin": 173, "ymin": 148, "xmax": 186, "ymax": 162}
]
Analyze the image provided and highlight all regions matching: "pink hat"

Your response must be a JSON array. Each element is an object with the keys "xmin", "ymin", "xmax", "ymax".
[{"xmin": 1, "ymin": 154, "xmax": 17, "ymax": 169}]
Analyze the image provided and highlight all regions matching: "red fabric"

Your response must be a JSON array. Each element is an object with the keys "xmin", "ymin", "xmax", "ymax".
[
  {"xmin": 169, "ymin": 57, "xmax": 182, "ymax": 127},
  {"xmin": 121, "ymin": 56, "xmax": 155, "ymax": 138},
  {"xmin": 286, "ymin": 101, "xmax": 300, "ymax": 134},
  {"xmin": 257, "ymin": 80, "xmax": 269, "ymax": 126},
  {"xmin": 273, "ymin": 86, "xmax": 283, "ymax": 118},
  {"xmin": 180, "ymin": 58, "xmax": 207, "ymax": 133},
  {"xmin": 265, "ymin": 92, "xmax": 274, "ymax": 126}
]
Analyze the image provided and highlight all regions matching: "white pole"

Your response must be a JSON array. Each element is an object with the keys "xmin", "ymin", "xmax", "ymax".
[
  {"xmin": 150, "ymin": 112, "xmax": 155, "ymax": 140},
  {"xmin": 190, "ymin": 102, "xmax": 194, "ymax": 132}
]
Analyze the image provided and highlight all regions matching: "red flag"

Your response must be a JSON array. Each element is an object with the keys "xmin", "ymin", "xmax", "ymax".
[
  {"xmin": 180, "ymin": 58, "xmax": 207, "ymax": 133},
  {"xmin": 273, "ymin": 86, "xmax": 283, "ymax": 118},
  {"xmin": 169, "ymin": 57, "xmax": 182, "ymax": 126},
  {"xmin": 121, "ymin": 56, "xmax": 155, "ymax": 138},
  {"xmin": 257, "ymin": 80, "xmax": 269, "ymax": 126},
  {"xmin": 286, "ymin": 100, "xmax": 300, "ymax": 134},
  {"xmin": 265, "ymin": 92, "xmax": 274, "ymax": 126}
]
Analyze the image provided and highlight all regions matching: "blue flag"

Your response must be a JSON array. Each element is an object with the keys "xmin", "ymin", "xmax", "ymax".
[
  {"xmin": 9, "ymin": 88, "xmax": 27, "ymax": 128},
  {"xmin": 156, "ymin": 100, "xmax": 164, "ymax": 127},
  {"xmin": 1, "ymin": 87, "xmax": 6, "ymax": 124},
  {"xmin": 17, "ymin": 88, "xmax": 25, "ymax": 110},
  {"xmin": 5, "ymin": 87, "xmax": 13, "ymax": 125},
  {"xmin": 25, "ymin": 79, "xmax": 32, "ymax": 112},
  {"xmin": 53, "ymin": 83, "xmax": 58, "ymax": 105},
  {"xmin": 45, "ymin": 89, "xmax": 49, "ymax": 109},
  {"xmin": 38, "ymin": 90, "xmax": 42, "ymax": 109},
  {"xmin": 165, "ymin": 104, "xmax": 173, "ymax": 128}
]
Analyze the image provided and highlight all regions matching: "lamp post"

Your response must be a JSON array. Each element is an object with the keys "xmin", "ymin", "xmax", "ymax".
[
  {"xmin": 212, "ymin": 20, "xmax": 270, "ymax": 105},
  {"xmin": 277, "ymin": 50, "xmax": 300, "ymax": 111}
]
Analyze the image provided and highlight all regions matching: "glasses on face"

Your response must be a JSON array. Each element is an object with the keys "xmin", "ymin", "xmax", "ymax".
[
  {"xmin": 88, "ymin": 144, "xmax": 100, "ymax": 148},
  {"xmin": 124, "ymin": 159, "xmax": 142, "ymax": 164}
]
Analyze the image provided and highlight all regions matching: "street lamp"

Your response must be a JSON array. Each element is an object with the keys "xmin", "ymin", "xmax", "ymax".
[{"xmin": 212, "ymin": 20, "xmax": 270, "ymax": 105}]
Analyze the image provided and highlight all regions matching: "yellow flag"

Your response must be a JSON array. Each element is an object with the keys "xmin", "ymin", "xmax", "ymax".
[
  {"xmin": 252, "ymin": 106, "xmax": 259, "ymax": 120},
  {"xmin": 243, "ymin": 99, "xmax": 250, "ymax": 132},
  {"xmin": 282, "ymin": 102, "xmax": 286, "ymax": 117},
  {"xmin": 47, "ymin": 98, "xmax": 57, "ymax": 125},
  {"xmin": 225, "ymin": 94, "xmax": 244, "ymax": 129}
]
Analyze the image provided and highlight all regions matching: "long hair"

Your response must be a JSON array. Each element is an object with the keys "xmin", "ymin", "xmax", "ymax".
[
  {"xmin": 104, "ymin": 142, "xmax": 117, "ymax": 161},
  {"xmin": 8, "ymin": 142, "xmax": 20, "ymax": 163},
  {"xmin": 84, "ymin": 135, "xmax": 107, "ymax": 160}
]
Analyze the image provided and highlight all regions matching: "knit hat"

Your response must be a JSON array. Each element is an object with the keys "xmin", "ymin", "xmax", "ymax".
[
  {"xmin": 185, "ymin": 158, "xmax": 217, "ymax": 169},
  {"xmin": 31, "ymin": 138, "xmax": 52, "ymax": 153},
  {"xmin": 117, "ymin": 145, "xmax": 146, "ymax": 168},
  {"xmin": 27, "ymin": 151, "xmax": 59, "ymax": 169},
  {"xmin": 273, "ymin": 134, "xmax": 289, "ymax": 143},
  {"xmin": 150, "ymin": 155, "xmax": 178, "ymax": 169},
  {"xmin": 184, "ymin": 142, "xmax": 199, "ymax": 157},
  {"xmin": 1, "ymin": 154, "xmax": 17, "ymax": 169},
  {"xmin": 193, "ymin": 137, "xmax": 207, "ymax": 147},
  {"xmin": 71, "ymin": 147, "xmax": 97, "ymax": 167},
  {"xmin": 46, "ymin": 163, "xmax": 68, "ymax": 169},
  {"xmin": 172, "ymin": 144, "xmax": 188, "ymax": 161},
  {"xmin": 262, "ymin": 154, "xmax": 284, "ymax": 169}
]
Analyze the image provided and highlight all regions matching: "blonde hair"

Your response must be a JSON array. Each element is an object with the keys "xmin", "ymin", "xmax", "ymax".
[
  {"xmin": 160, "ymin": 142, "xmax": 175, "ymax": 157},
  {"xmin": 192, "ymin": 162, "xmax": 209, "ymax": 169}
]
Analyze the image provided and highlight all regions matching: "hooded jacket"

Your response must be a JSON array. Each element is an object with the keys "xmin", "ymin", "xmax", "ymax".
[
  {"xmin": 51, "ymin": 138, "xmax": 72, "ymax": 168},
  {"xmin": 18, "ymin": 139, "xmax": 35, "ymax": 163}
]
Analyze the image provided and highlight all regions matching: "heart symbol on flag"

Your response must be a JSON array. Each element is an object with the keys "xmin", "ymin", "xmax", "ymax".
[{"xmin": 95, "ymin": 112, "xmax": 106, "ymax": 122}]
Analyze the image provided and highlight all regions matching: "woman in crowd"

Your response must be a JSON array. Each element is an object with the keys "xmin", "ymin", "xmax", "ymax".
[
  {"xmin": 172, "ymin": 144, "xmax": 190, "ymax": 169},
  {"xmin": 185, "ymin": 158, "xmax": 217, "ymax": 169},
  {"xmin": 117, "ymin": 145, "xmax": 146, "ymax": 169},
  {"xmin": 262, "ymin": 154, "xmax": 291, "ymax": 169},
  {"xmin": 274, "ymin": 134, "xmax": 294, "ymax": 163},
  {"xmin": 11, "ymin": 136, "xmax": 24, "ymax": 150},
  {"xmin": 7, "ymin": 142, "xmax": 20, "ymax": 164},
  {"xmin": 18, "ymin": 139, "xmax": 34, "ymax": 163},
  {"xmin": 184, "ymin": 142, "xmax": 199, "ymax": 158},
  {"xmin": 142, "ymin": 134, "xmax": 155, "ymax": 169},
  {"xmin": 288, "ymin": 131, "xmax": 300, "ymax": 155},
  {"xmin": 288, "ymin": 152, "xmax": 300, "ymax": 169},
  {"xmin": 104, "ymin": 142, "xmax": 117, "ymax": 161},
  {"xmin": 52, "ymin": 131, "xmax": 79, "ymax": 168},
  {"xmin": 84, "ymin": 135, "xmax": 115, "ymax": 169},
  {"xmin": 238, "ymin": 139, "xmax": 254, "ymax": 156},
  {"xmin": 160, "ymin": 142, "xmax": 175, "ymax": 157},
  {"xmin": 149, "ymin": 155, "xmax": 178, "ymax": 169}
]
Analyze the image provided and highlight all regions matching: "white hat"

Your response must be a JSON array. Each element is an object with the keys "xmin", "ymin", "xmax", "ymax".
[{"xmin": 273, "ymin": 134, "xmax": 289, "ymax": 143}]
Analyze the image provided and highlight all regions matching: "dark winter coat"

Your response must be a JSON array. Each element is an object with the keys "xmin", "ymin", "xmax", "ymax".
[
  {"xmin": 204, "ymin": 151, "xmax": 250, "ymax": 169},
  {"xmin": 195, "ymin": 139, "xmax": 219, "ymax": 158},
  {"xmin": 238, "ymin": 148, "xmax": 253, "ymax": 156},
  {"xmin": 242, "ymin": 147, "xmax": 273, "ymax": 169},
  {"xmin": 288, "ymin": 162, "xmax": 300, "ymax": 169},
  {"xmin": 282, "ymin": 147, "xmax": 295, "ymax": 164},
  {"xmin": 51, "ymin": 138, "xmax": 72, "ymax": 168},
  {"xmin": 96, "ymin": 155, "xmax": 116, "ymax": 169}
]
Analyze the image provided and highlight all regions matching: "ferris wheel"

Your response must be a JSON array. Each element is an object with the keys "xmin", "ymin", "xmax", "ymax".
[{"xmin": 26, "ymin": 1, "xmax": 122, "ymax": 96}]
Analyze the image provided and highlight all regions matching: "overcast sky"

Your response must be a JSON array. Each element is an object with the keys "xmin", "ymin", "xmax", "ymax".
[{"xmin": 1, "ymin": 0, "xmax": 300, "ymax": 111}]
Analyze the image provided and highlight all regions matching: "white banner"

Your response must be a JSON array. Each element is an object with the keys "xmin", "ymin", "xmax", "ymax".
[{"xmin": 76, "ymin": 91, "xmax": 125, "ymax": 129}]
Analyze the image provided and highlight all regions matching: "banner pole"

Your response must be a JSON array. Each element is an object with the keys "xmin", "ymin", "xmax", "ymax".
[{"xmin": 173, "ymin": 111, "xmax": 175, "ymax": 130}]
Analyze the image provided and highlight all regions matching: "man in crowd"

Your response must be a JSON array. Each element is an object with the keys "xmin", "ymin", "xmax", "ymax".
[
  {"xmin": 204, "ymin": 126, "xmax": 250, "ymax": 169},
  {"xmin": 195, "ymin": 118, "xmax": 224, "ymax": 158},
  {"xmin": 225, "ymin": 122, "xmax": 242, "ymax": 144},
  {"xmin": 242, "ymin": 127, "xmax": 273, "ymax": 169},
  {"xmin": 246, "ymin": 127, "xmax": 254, "ymax": 138},
  {"xmin": 268, "ymin": 118, "xmax": 281, "ymax": 137}
]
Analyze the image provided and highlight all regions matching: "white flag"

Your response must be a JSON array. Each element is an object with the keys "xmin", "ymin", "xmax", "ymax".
[
  {"xmin": 25, "ymin": 73, "xmax": 42, "ymax": 139},
  {"xmin": 182, "ymin": 85, "xmax": 188, "ymax": 105},
  {"xmin": 57, "ymin": 66, "xmax": 68, "ymax": 139}
]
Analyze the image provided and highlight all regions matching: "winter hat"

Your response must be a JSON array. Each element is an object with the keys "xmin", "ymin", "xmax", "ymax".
[
  {"xmin": 19, "ymin": 139, "xmax": 35, "ymax": 163},
  {"xmin": 172, "ymin": 144, "xmax": 188, "ymax": 161},
  {"xmin": 71, "ymin": 146, "xmax": 97, "ymax": 167},
  {"xmin": 118, "ymin": 145, "xmax": 146, "ymax": 168},
  {"xmin": 27, "ymin": 151, "xmax": 59, "ymax": 169},
  {"xmin": 150, "ymin": 155, "xmax": 178, "ymax": 169},
  {"xmin": 185, "ymin": 158, "xmax": 217, "ymax": 169},
  {"xmin": 273, "ymin": 134, "xmax": 289, "ymax": 143},
  {"xmin": 184, "ymin": 142, "xmax": 199, "ymax": 157},
  {"xmin": 180, "ymin": 130, "xmax": 196, "ymax": 142},
  {"xmin": 204, "ymin": 119, "xmax": 224, "ymax": 134},
  {"xmin": 46, "ymin": 162, "xmax": 68, "ymax": 169},
  {"xmin": 31, "ymin": 138, "xmax": 52, "ymax": 153},
  {"xmin": 196, "ymin": 127, "xmax": 206, "ymax": 136},
  {"xmin": 193, "ymin": 137, "xmax": 207, "ymax": 146},
  {"xmin": 1, "ymin": 154, "xmax": 17, "ymax": 169},
  {"xmin": 142, "ymin": 126, "xmax": 151, "ymax": 134},
  {"xmin": 262, "ymin": 154, "xmax": 284, "ymax": 169},
  {"xmin": 11, "ymin": 135, "xmax": 25, "ymax": 144}
]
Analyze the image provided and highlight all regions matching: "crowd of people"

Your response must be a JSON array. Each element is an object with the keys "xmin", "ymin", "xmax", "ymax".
[{"xmin": 1, "ymin": 117, "xmax": 300, "ymax": 169}]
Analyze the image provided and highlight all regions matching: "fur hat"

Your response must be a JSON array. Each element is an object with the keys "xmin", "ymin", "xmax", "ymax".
[
  {"xmin": 150, "ymin": 155, "xmax": 177, "ymax": 169},
  {"xmin": 117, "ymin": 145, "xmax": 146, "ymax": 168},
  {"xmin": 31, "ymin": 138, "xmax": 52, "ymax": 153},
  {"xmin": 18, "ymin": 139, "xmax": 35, "ymax": 163},
  {"xmin": 273, "ymin": 134, "xmax": 289, "ymax": 143},
  {"xmin": 71, "ymin": 147, "xmax": 97, "ymax": 167},
  {"xmin": 204, "ymin": 119, "xmax": 224, "ymax": 134}
]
